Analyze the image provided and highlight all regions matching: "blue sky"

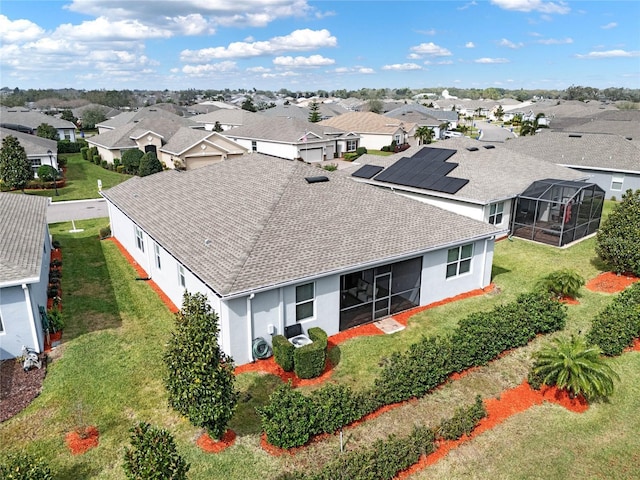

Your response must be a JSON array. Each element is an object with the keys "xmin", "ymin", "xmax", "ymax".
[{"xmin": 1, "ymin": 1, "xmax": 639, "ymax": 92}]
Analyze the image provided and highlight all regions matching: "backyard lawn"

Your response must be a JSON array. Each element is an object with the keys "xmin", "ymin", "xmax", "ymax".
[{"xmin": 0, "ymin": 203, "xmax": 637, "ymax": 479}]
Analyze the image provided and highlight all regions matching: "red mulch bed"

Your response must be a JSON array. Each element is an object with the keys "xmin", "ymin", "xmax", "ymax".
[
  {"xmin": 0, "ymin": 357, "xmax": 47, "ymax": 423},
  {"xmin": 586, "ymin": 272, "xmax": 638, "ymax": 294},
  {"xmin": 65, "ymin": 426, "xmax": 99, "ymax": 455},
  {"xmin": 196, "ymin": 429, "xmax": 236, "ymax": 453}
]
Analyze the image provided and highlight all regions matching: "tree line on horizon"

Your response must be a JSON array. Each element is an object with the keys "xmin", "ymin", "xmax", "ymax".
[{"xmin": 1, "ymin": 85, "xmax": 638, "ymax": 110}]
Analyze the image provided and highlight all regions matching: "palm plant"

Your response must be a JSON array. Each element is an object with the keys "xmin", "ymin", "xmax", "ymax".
[
  {"xmin": 519, "ymin": 112, "xmax": 548, "ymax": 136},
  {"xmin": 536, "ymin": 269, "xmax": 585, "ymax": 299},
  {"xmin": 531, "ymin": 335, "xmax": 619, "ymax": 400},
  {"xmin": 414, "ymin": 126, "xmax": 434, "ymax": 145}
]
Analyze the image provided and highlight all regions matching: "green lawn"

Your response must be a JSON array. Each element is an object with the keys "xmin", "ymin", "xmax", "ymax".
[
  {"xmin": 1, "ymin": 203, "xmax": 637, "ymax": 479},
  {"xmin": 24, "ymin": 153, "xmax": 131, "ymax": 202}
]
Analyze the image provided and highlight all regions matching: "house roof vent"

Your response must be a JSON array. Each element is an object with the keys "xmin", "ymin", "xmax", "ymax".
[
  {"xmin": 625, "ymin": 137, "xmax": 633, "ymax": 141},
  {"xmin": 568, "ymin": 134, "xmax": 582, "ymax": 138},
  {"xmin": 466, "ymin": 146, "xmax": 479, "ymax": 152},
  {"xmin": 483, "ymin": 144, "xmax": 495, "ymax": 149},
  {"xmin": 305, "ymin": 176, "xmax": 329, "ymax": 184}
]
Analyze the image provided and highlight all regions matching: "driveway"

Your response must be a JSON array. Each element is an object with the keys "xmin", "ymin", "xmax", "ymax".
[
  {"xmin": 476, "ymin": 120, "xmax": 516, "ymax": 142},
  {"xmin": 47, "ymin": 198, "xmax": 108, "ymax": 224}
]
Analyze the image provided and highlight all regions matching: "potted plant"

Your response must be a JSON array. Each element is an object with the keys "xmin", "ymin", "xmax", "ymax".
[{"xmin": 47, "ymin": 309, "xmax": 64, "ymax": 347}]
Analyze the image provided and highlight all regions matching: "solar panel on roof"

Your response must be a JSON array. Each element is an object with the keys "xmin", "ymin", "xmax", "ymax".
[{"xmin": 351, "ymin": 164, "xmax": 384, "ymax": 179}]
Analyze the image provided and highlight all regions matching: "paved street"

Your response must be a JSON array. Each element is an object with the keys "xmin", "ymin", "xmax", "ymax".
[
  {"xmin": 47, "ymin": 198, "xmax": 108, "ymax": 224},
  {"xmin": 475, "ymin": 120, "xmax": 517, "ymax": 143}
]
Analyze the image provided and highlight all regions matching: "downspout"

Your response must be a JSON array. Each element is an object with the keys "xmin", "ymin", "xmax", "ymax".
[
  {"xmin": 279, "ymin": 287, "xmax": 285, "ymax": 336},
  {"xmin": 22, "ymin": 284, "xmax": 40, "ymax": 353},
  {"xmin": 247, "ymin": 293, "xmax": 255, "ymax": 361},
  {"xmin": 480, "ymin": 238, "xmax": 489, "ymax": 288}
]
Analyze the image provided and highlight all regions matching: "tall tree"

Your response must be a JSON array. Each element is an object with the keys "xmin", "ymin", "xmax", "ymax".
[
  {"xmin": 414, "ymin": 126, "xmax": 434, "ymax": 145},
  {"xmin": 367, "ymin": 98, "xmax": 383, "ymax": 114},
  {"xmin": 308, "ymin": 100, "xmax": 321, "ymax": 123},
  {"xmin": 164, "ymin": 292, "xmax": 239, "ymax": 440},
  {"xmin": 36, "ymin": 123, "xmax": 59, "ymax": 140},
  {"xmin": 241, "ymin": 97, "xmax": 257, "ymax": 112},
  {"xmin": 0, "ymin": 135, "xmax": 33, "ymax": 192},
  {"xmin": 80, "ymin": 107, "xmax": 107, "ymax": 130},
  {"xmin": 60, "ymin": 109, "xmax": 78, "ymax": 125}
]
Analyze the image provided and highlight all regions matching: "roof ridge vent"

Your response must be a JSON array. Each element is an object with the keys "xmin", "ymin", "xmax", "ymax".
[
  {"xmin": 483, "ymin": 144, "xmax": 495, "ymax": 149},
  {"xmin": 466, "ymin": 146, "xmax": 479, "ymax": 151},
  {"xmin": 305, "ymin": 175, "xmax": 329, "ymax": 184}
]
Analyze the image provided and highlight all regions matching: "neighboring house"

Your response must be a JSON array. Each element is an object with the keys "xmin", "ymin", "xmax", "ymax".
[
  {"xmin": 0, "ymin": 193, "xmax": 51, "ymax": 359},
  {"xmin": 0, "ymin": 127, "xmax": 59, "ymax": 176},
  {"xmin": 319, "ymin": 112, "xmax": 415, "ymax": 150},
  {"xmin": 222, "ymin": 116, "xmax": 359, "ymax": 162},
  {"xmin": 159, "ymin": 128, "xmax": 247, "ymax": 170},
  {"xmin": 72, "ymin": 103, "xmax": 121, "ymax": 125},
  {"xmin": 386, "ymin": 104, "xmax": 459, "ymax": 134},
  {"xmin": 502, "ymin": 132, "xmax": 640, "ymax": 199},
  {"xmin": 191, "ymin": 109, "xmax": 264, "ymax": 131},
  {"xmin": 259, "ymin": 104, "xmax": 309, "ymax": 120},
  {"xmin": 343, "ymin": 138, "xmax": 588, "ymax": 233},
  {"xmin": 86, "ymin": 110, "xmax": 201, "ymax": 164},
  {"xmin": 0, "ymin": 107, "xmax": 77, "ymax": 141},
  {"xmin": 102, "ymin": 154, "xmax": 502, "ymax": 366}
]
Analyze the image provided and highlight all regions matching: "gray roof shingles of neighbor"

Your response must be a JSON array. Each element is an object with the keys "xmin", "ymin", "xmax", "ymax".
[
  {"xmin": 102, "ymin": 154, "xmax": 500, "ymax": 297},
  {"xmin": 0, "ymin": 193, "xmax": 48, "ymax": 285}
]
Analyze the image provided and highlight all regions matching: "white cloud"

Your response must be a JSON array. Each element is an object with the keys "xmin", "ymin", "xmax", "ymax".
[
  {"xmin": 0, "ymin": 15, "xmax": 45, "ymax": 43},
  {"xmin": 55, "ymin": 17, "xmax": 173, "ymax": 41},
  {"xmin": 474, "ymin": 57, "xmax": 510, "ymax": 63},
  {"xmin": 182, "ymin": 61, "xmax": 238, "ymax": 76},
  {"xmin": 262, "ymin": 71, "xmax": 299, "ymax": 78},
  {"xmin": 490, "ymin": 0, "xmax": 570, "ymax": 14},
  {"xmin": 498, "ymin": 38, "xmax": 524, "ymax": 49},
  {"xmin": 358, "ymin": 67, "xmax": 375, "ymax": 74},
  {"xmin": 465, "ymin": 42, "xmax": 476, "ymax": 48},
  {"xmin": 536, "ymin": 37, "xmax": 573, "ymax": 45},
  {"xmin": 246, "ymin": 66, "xmax": 271, "ymax": 73},
  {"xmin": 601, "ymin": 22, "xmax": 617, "ymax": 30},
  {"xmin": 180, "ymin": 29, "xmax": 337, "ymax": 62},
  {"xmin": 408, "ymin": 53, "xmax": 421, "ymax": 60},
  {"xmin": 273, "ymin": 55, "xmax": 335, "ymax": 66},
  {"xmin": 409, "ymin": 42, "xmax": 452, "ymax": 57},
  {"xmin": 417, "ymin": 29, "xmax": 437, "ymax": 35},
  {"xmin": 575, "ymin": 49, "xmax": 640, "ymax": 59},
  {"xmin": 382, "ymin": 63, "xmax": 422, "ymax": 71}
]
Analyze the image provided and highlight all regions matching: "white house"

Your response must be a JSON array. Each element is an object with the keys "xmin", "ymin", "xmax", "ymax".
[
  {"xmin": 102, "ymin": 154, "xmax": 503, "ymax": 366},
  {"xmin": 345, "ymin": 139, "xmax": 588, "ymax": 234},
  {"xmin": 0, "ymin": 108, "xmax": 76, "ymax": 141},
  {"xmin": 0, "ymin": 127, "xmax": 59, "ymax": 177},
  {"xmin": 0, "ymin": 193, "xmax": 51, "ymax": 359}
]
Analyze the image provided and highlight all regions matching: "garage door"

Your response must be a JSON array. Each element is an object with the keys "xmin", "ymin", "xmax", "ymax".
[{"xmin": 299, "ymin": 147, "xmax": 324, "ymax": 163}]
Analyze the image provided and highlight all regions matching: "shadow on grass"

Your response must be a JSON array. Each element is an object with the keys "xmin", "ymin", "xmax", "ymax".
[
  {"xmin": 491, "ymin": 264, "xmax": 511, "ymax": 281},
  {"xmin": 53, "ymin": 231, "xmax": 122, "ymax": 342},
  {"xmin": 229, "ymin": 373, "xmax": 283, "ymax": 436},
  {"xmin": 589, "ymin": 255, "xmax": 609, "ymax": 273},
  {"xmin": 56, "ymin": 459, "xmax": 102, "ymax": 479}
]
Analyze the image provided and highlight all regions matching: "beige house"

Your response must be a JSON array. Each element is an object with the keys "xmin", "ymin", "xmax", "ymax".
[
  {"xmin": 319, "ymin": 111, "xmax": 415, "ymax": 150},
  {"xmin": 159, "ymin": 128, "xmax": 247, "ymax": 170}
]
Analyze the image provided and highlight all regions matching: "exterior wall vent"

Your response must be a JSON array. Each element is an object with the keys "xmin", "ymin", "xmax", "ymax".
[{"xmin": 305, "ymin": 176, "xmax": 329, "ymax": 184}]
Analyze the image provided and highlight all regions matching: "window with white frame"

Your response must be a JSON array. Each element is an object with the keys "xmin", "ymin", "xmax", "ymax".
[
  {"xmin": 295, "ymin": 282, "xmax": 315, "ymax": 321},
  {"xmin": 346, "ymin": 139, "xmax": 357, "ymax": 151},
  {"xmin": 251, "ymin": 140, "xmax": 257, "ymax": 152},
  {"xmin": 394, "ymin": 134, "xmax": 402, "ymax": 144},
  {"xmin": 178, "ymin": 265, "xmax": 186, "ymax": 288},
  {"xmin": 154, "ymin": 243, "xmax": 161, "ymax": 270},
  {"xmin": 134, "ymin": 226, "xmax": 144, "ymax": 252},
  {"xmin": 446, "ymin": 244, "xmax": 473, "ymax": 278},
  {"xmin": 611, "ymin": 174, "xmax": 624, "ymax": 191},
  {"xmin": 488, "ymin": 202, "xmax": 504, "ymax": 225}
]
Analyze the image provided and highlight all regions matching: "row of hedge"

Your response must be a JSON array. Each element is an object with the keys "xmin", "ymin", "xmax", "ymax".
[
  {"xmin": 57, "ymin": 138, "xmax": 87, "ymax": 153},
  {"xmin": 259, "ymin": 292, "xmax": 566, "ymax": 448},
  {"xmin": 274, "ymin": 396, "xmax": 486, "ymax": 480},
  {"xmin": 587, "ymin": 282, "xmax": 640, "ymax": 356},
  {"xmin": 272, "ymin": 327, "xmax": 328, "ymax": 378}
]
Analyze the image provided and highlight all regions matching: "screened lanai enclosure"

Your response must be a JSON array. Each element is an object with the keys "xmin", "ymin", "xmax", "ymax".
[{"xmin": 511, "ymin": 179, "xmax": 605, "ymax": 247}]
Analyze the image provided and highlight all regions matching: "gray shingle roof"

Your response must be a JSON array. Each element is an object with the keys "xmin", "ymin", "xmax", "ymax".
[
  {"xmin": 319, "ymin": 111, "xmax": 415, "ymax": 134},
  {"xmin": 102, "ymin": 154, "xmax": 499, "ymax": 297},
  {"xmin": 502, "ymin": 131, "xmax": 640, "ymax": 173},
  {"xmin": 88, "ymin": 115, "xmax": 199, "ymax": 149},
  {"xmin": 0, "ymin": 127, "xmax": 57, "ymax": 156},
  {"xmin": 0, "ymin": 108, "xmax": 76, "ymax": 130},
  {"xmin": 343, "ymin": 138, "xmax": 587, "ymax": 204},
  {"xmin": 222, "ymin": 116, "xmax": 348, "ymax": 143},
  {"xmin": 191, "ymin": 109, "xmax": 263, "ymax": 127},
  {"xmin": 0, "ymin": 193, "xmax": 48, "ymax": 285}
]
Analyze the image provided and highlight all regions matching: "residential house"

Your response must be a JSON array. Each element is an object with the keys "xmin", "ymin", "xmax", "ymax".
[
  {"xmin": 344, "ymin": 138, "xmax": 588, "ymax": 233},
  {"xmin": 502, "ymin": 131, "xmax": 640, "ymax": 199},
  {"xmin": 222, "ymin": 116, "xmax": 359, "ymax": 162},
  {"xmin": 0, "ymin": 127, "xmax": 59, "ymax": 176},
  {"xmin": 0, "ymin": 107, "xmax": 77, "ymax": 141},
  {"xmin": 191, "ymin": 109, "xmax": 264, "ymax": 131},
  {"xmin": 0, "ymin": 193, "xmax": 51, "ymax": 359},
  {"xmin": 319, "ymin": 112, "xmax": 415, "ymax": 150},
  {"xmin": 159, "ymin": 128, "xmax": 247, "ymax": 170},
  {"xmin": 102, "ymin": 154, "xmax": 502, "ymax": 366}
]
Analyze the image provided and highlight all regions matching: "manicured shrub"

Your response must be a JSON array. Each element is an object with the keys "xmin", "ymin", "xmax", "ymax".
[
  {"xmin": 307, "ymin": 327, "xmax": 328, "ymax": 349},
  {"xmin": 116, "ymin": 165, "xmax": 125, "ymax": 174},
  {"xmin": 93, "ymin": 154, "xmax": 101, "ymax": 165},
  {"xmin": 355, "ymin": 146, "xmax": 367, "ymax": 156},
  {"xmin": 293, "ymin": 340, "xmax": 325, "ymax": 379},
  {"xmin": 57, "ymin": 139, "xmax": 86, "ymax": 153},
  {"xmin": 122, "ymin": 149, "xmax": 144, "ymax": 175},
  {"xmin": 0, "ymin": 452, "xmax": 53, "ymax": 480},
  {"xmin": 531, "ymin": 335, "xmax": 619, "ymax": 400},
  {"xmin": 437, "ymin": 395, "xmax": 486, "ymax": 440},
  {"xmin": 138, "ymin": 151, "xmax": 163, "ymax": 177},
  {"xmin": 37, "ymin": 164, "xmax": 56, "ymax": 182},
  {"xmin": 258, "ymin": 382, "xmax": 312, "ymax": 448},
  {"xmin": 272, "ymin": 334, "xmax": 294, "ymax": 372},
  {"xmin": 123, "ymin": 422, "xmax": 189, "ymax": 480},
  {"xmin": 536, "ymin": 269, "xmax": 585, "ymax": 299},
  {"xmin": 113, "ymin": 158, "xmax": 121, "ymax": 168},
  {"xmin": 99, "ymin": 225, "xmax": 111, "ymax": 240},
  {"xmin": 80, "ymin": 147, "xmax": 89, "ymax": 160},
  {"xmin": 101, "ymin": 160, "xmax": 108, "ymax": 169},
  {"xmin": 309, "ymin": 383, "xmax": 361, "ymax": 435},
  {"xmin": 587, "ymin": 282, "xmax": 640, "ymax": 356},
  {"xmin": 596, "ymin": 189, "xmax": 640, "ymax": 275}
]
